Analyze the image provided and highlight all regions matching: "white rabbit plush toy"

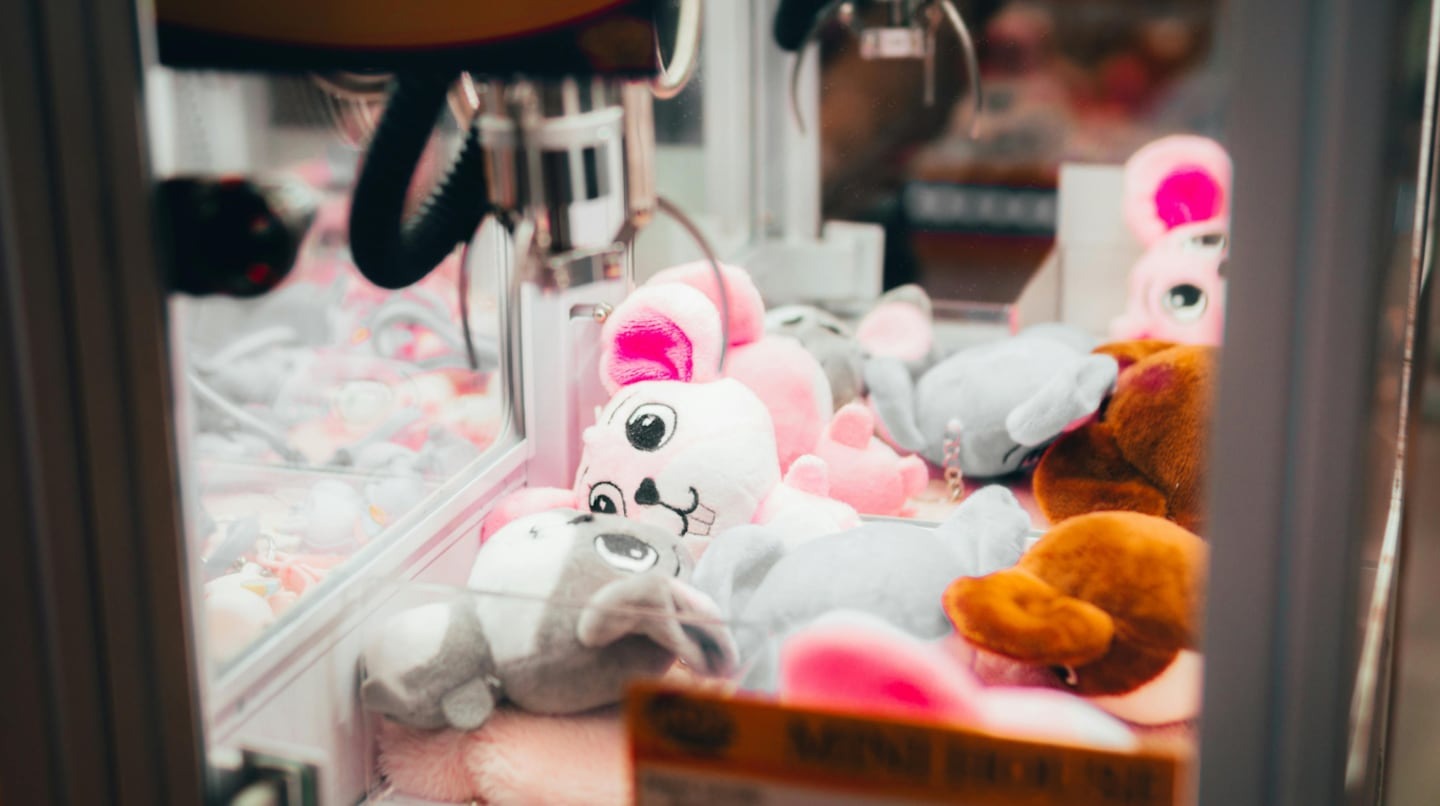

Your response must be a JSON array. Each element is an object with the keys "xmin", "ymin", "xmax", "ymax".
[
  {"xmin": 1110, "ymin": 135, "xmax": 1233, "ymax": 346},
  {"xmin": 482, "ymin": 282, "xmax": 860, "ymax": 551}
]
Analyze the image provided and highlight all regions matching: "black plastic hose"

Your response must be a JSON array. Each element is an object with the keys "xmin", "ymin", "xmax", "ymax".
[{"xmin": 348, "ymin": 71, "xmax": 491, "ymax": 290}]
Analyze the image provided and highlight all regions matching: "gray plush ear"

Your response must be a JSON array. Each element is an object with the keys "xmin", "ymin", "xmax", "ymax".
[
  {"xmin": 862, "ymin": 357, "xmax": 930, "ymax": 454},
  {"xmin": 690, "ymin": 526, "xmax": 788, "ymax": 619},
  {"xmin": 1004, "ymin": 353, "xmax": 1118, "ymax": 447},
  {"xmin": 876, "ymin": 283, "xmax": 933, "ymax": 317},
  {"xmin": 359, "ymin": 678, "xmax": 412, "ymax": 723},
  {"xmin": 935, "ymin": 484, "xmax": 1030, "ymax": 576},
  {"xmin": 577, "ymin": 575, "xmax": 740, "ymax": 676},
  {"xmin": 440, "ymin": 677, "xmax": 497, "ymax": 730}
]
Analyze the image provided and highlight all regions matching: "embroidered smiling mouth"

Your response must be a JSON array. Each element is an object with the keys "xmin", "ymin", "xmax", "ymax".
[{"xmin": 634, "ymin": 481, "xmax": 717, "ymax": 536}]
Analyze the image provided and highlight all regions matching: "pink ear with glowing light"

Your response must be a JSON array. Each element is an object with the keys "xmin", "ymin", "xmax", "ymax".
[
  {"xmin": 1123, "ymin": 135, "xmax": 1233, "ymax": 246},
  {"xmin": 598, "ymin": 284, "xmax": 723, "ymax": 394}
]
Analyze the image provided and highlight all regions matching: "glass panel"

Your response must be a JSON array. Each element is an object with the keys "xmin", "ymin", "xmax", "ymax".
[
  {"xmin": 639, "ymin": 3, "xmax": 759, "ymax": 273},
  {"xmin": 150, "ymin": 69, "xmax": 514, "ymax": 673},
  {"xmin": 1353, "ymin": 0, "xmax": 1438, "ymax": 796}
]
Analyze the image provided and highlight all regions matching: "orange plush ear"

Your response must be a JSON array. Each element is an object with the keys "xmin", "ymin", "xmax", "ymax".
[
  {"xmin": 944, "ymin": 570, "xmax": 1115, "ymax": 667},
  {"xmin": 1032, "ymin": 424, "xmax": 1170, "ymax": 526}
]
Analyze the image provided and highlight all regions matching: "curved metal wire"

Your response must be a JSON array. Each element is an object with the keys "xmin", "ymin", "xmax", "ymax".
[
  {"xmin": 656, "ymin": 195, "xmax": 729, "ymax": 373},
  {"xmin": 788, "ymin": 0, "xmax": 984, "ymax": 137},
  {"xmin": 789, "ymin": 0, "xmax": 850, "ymax": 134},
  {"xmin": 938, "ymin": 0, "xmax": 984, "ymax": 138},
  {"xmin": 653, "ymin": 0, "xmax": 704, "ymax": 100}
]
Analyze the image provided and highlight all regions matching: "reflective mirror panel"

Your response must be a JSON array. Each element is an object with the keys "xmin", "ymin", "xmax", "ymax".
[{"xmin": 150, "ymin": 70, "xmax": 513, "ymax": 673}]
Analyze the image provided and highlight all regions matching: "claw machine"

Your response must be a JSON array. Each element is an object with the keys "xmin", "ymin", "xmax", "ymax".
[{"xmin": 0, "ymin": 0, "xmax": 1434, "ymax": 803}]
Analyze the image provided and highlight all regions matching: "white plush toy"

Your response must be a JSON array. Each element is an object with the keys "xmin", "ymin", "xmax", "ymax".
[{"xmin": 482, "ymin": 283, "xmax": 860, "ymax": 550}]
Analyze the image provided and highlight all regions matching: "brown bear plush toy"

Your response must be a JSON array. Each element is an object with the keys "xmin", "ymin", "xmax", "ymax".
[
  {"xmin": 943, "ymin": 511, "xmax": 1208, "ymax": 727},
  {"xmin": 1032, "ymin": 340, "xmax": 1216, "ymax": 534}
]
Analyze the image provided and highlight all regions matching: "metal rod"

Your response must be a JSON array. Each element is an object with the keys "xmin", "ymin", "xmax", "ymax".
[
  {"xmin": 656, "ymin": 195, "xmax": 729, "ymax": 373},
  {"xmin": 653, "ymin": 0, "xmax": 704, "ymax": 99},
  {"xmin": 938, "ymin": 0, "xmax": 983, "ymax": 138}
]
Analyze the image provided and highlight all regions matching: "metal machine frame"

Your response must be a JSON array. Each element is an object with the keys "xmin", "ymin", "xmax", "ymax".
[{"xmin": 0, "ymin": 0, "xmax": 1435, "ymax": 804}]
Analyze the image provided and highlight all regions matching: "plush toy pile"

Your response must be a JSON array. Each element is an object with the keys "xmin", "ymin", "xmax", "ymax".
[{"xmin": 361, "ymin": 249, "xmax": 1217, "ymax": 802}]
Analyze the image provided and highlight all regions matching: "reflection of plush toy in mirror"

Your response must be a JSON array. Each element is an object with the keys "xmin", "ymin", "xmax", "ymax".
[{"xmin": 1110, "ymin": 135, "xmax": 1232, "ymax": 346}]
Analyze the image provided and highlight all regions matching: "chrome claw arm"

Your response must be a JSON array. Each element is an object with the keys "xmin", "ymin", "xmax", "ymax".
[
  {"xmin": 937, "ymin": 0, "xmax": 983, "ymax": 137},
  {"xmin": 789, "ymin": 0, "xmax": 852, "ymax": 134},
  {"xmin": 654, "ymin": 0, "xmax": 704, "ymax": 100},
  {"xmin": 656, "ymin": 195, "xmax": 730, "ymax": 373},
  {"xmin": 923, "ymin": 7, "xmax": 938, "ymax": 107}
]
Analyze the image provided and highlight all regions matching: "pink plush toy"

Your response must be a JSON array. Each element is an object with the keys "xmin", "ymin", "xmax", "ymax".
[
  {"xmin": 377, "ymin": 707, "xmax": 630, "ymax": 805},
  {"xmin": 1111, "ymin": 135, "xmax": 1232, "ymax": 346},
  {"xmin": 482, "ymin": 282, "xmax": 859, "ymax": 547},
  {"xmin": 646, "ymin": 262, "xmax": 928, "ymax": 517},
  {"xmin": 779, "ymin": 612, "xmax": 1136, "ymax": 751},
  {"xmin": 646, "ymin": 261, "xmax": 833, "ymax": 471},
  {"xmin": 812, "ymin": 403, "xmax": 930, "ymax": 516}
]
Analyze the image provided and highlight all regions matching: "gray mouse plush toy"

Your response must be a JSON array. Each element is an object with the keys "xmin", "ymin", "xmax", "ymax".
[
  {"xmin": 766, "ymin": 285, "xmax": 940, "ymax": 411},
  {"xmin": 864, "ymin": 324, "xmax": 1119, "ymax": 478},
  {"xmin": 691, "ymin": 485, "xmax": 1032, "ymax": 691},
  {"xmin": 359, "ymin": 510, "xmax": 738, "ymax": 731}
]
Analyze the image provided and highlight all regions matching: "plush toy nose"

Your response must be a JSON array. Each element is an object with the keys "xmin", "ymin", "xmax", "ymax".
[{"xmin": 634, "ymin": 478, "xmax": 661, "ymax": 506}]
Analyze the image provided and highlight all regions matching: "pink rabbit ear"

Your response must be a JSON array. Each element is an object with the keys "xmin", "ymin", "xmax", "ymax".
[
  {"xmin": 1123, "ymin": 135, "xmax": 1233, "ymax": 245},
  {"xmin": 780, "ymin": 617, "xmax": 984, "ymax": 724},
  {"xmin": 856, "ymin": 299, "xmax": 933, "ymax": 362},
  {"xmin": 598, "ymin": 284, "xmax": 722, "ymax": 393},
  {"xmin": 646, "ymin": 261, "xmax": 767, "ymax": 346}
]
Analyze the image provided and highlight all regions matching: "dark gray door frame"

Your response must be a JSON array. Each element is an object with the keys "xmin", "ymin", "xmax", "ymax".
[
  {"xmin": 1201, "ymin": 0, "xmax": 1431, "ymax": 803},
  {"xmin": 0, "ymin": 0, "xmax": 205, "ymax": 803}
]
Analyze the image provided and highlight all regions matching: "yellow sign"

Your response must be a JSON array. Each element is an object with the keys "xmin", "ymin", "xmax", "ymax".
[
  {"xmin": 628, "ymin": 684, "xmax": 1189, "ymax": 806},
  {"xmin": 155, "ymin": 0, "xmax": 632, "ymax": 49}
]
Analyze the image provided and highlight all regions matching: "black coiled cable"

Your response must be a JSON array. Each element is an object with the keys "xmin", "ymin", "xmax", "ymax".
[{"xmin": 348, "ymin": 71, "xmax": 491, "ymax": 290}]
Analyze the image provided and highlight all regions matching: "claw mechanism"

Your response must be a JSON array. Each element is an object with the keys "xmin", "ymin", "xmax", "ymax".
[
  {"xmin": 789, "ymin": 0, "xmax": 983, "ymax": 138},
  {"xmin": 477, "ymin": 4, "xmax": 730, "ymax": 375}
]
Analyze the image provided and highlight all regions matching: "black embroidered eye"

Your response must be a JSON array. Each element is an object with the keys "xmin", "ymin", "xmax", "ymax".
[
  {"xmin": 588, "ymin": 482, "xmax": 625, "ymax": 515},
  {"xmin": 1161, "ymin": 283, "xmax": 1207, "ymax": 322},
  {"xmin": 594, "ymin": 532, "xmax": 659, "ymax": 573},
  {"xmin": 1185, "ymin": 231, "xmax": 1227, "ymax": 250},
  {"xmin": 781, "ymin": 314, "xmax": 804, "ymax": 326},
  {"xmin": 821, "ymin": 323, "xmax": 845, "ymax": 335},
  {"xmin": 625, "ymin": 403, "xmax": 677, "ymax": 452}
]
